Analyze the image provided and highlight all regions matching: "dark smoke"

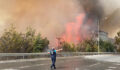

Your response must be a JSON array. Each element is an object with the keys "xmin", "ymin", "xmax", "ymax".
[
  {"xmin": 79, "ymin": 0, "xmax": 104, "ymax": 19},
  {"xmin": 61, "ymin": 0, "xmax": 104, "ymax": 44}
]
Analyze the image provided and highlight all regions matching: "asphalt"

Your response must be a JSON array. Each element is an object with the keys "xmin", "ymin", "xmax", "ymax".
[{"xmin": 0, "ymin": 56, "xmax": 120, "ymax": 70}]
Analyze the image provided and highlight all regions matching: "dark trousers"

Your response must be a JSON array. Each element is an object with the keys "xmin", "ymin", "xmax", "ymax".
[{"xmin": 51, "ymin": 56, "xmax": 56, "ymax": 68}]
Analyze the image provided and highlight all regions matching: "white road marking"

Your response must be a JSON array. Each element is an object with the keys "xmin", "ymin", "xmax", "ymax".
[
  {"xmin": 88, "ymin": 63, "xmax": 100, "ymax": 67},
  {"xmin": 105, "ymin": 69, "xmax": 112, "ymax": 70},
  {"xmin": 84, "ymin": 55, "xmax": 120, "ymax": 63},
  {"xmin": 108, "ymin": 66, "xmax": 116, "ymax": 69},
  {"xmin": 114, "ymin": 63, "xmax": 120, "ymax": 65},
  {"xmin": 75, "ymin": 68, "xmax": 79, "ymax": 70},
  {"xmin": 18, "ymin": 66, "xmax": 31, "ymax": 68},
  {"xmin": 105, "ymin": 66, "xmax": 117, "ymax": 70}
]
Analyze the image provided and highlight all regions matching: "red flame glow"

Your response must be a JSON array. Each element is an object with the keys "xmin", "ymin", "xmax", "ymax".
[{"xmin": 62, "ymin": 13, "xmax": 86, "ymax": 44}]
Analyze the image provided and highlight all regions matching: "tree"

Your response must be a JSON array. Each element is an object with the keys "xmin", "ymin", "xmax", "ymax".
[
  {"xmin": 61, "ymin": 38, "xmax": 98, "ymax": 52},
  {"xmin": 99, "ymin": 40, "xmax": 115, "ymax": 52},
  {"xmin": 62, "ymin": 42, "xmax": 76, "ymax": 52},
  {"xmin": 85, "ymin": 44, "xmax": 92, "ymax": 52},
  {"xmin": 0, "ymin": 25, "xmax": 49, "ymax": 53},
  {"xmin": 77, "ymin": 39, "xmax": 98, "ymax": 52},
  {"xmin": 115, "ymin": 31, "xmax": 120, "ymax": 52},
  {"xmin": 76, "ymin": 43, "xmax": 86, "ymax": 52},
  {"xmin": 22, "ymin": 27, "xmax": 35, "ymax": 53},
  {"xmin": 0, "ymin": 25, "xmax": 23, "ymax": 53},
  {"xmin": 33, "ymin": 34, "xmax": 49, "ymax": 52}
]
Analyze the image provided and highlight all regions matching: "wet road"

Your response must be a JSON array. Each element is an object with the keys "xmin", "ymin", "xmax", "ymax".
[{"xmin": 0, "ymin": 56, "xmax": 120, "ymax": 70}]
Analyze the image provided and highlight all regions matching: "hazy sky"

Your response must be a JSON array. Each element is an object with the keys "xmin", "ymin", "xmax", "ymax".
[
  {"xmin": 100, "ymin": 0, "xmax": 120, "ymax": 15},
  {"xmin": 100, "ymin": 0, "xmax": 120, "ymax": 38}
]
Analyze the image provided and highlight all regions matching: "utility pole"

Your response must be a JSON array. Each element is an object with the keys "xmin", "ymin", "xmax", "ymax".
[{"xmin": 98, "ymin": 19, "xmax": 100, "ymax": 53}]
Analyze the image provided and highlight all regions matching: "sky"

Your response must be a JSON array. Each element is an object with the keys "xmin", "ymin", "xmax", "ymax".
[{"xmin": 100, "ymin": 0, "xmax": 120, "ymax": 38}]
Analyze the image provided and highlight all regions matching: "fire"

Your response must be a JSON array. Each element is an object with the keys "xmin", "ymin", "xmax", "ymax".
[
  {"xmin": 60, "ymin": 13, "xmax": 96, "ymax": 45},
  {"xmin": 61, "ymin": 13, "xmax": 85, "ymax": 44}
]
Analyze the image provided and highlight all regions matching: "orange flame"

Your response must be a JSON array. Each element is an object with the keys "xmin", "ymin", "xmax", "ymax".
[{"xmin": 62, "ymin": 13, "xmax": 86, "ymax": 44}]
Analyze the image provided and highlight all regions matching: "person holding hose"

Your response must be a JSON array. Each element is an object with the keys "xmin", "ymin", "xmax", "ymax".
[{"xmin": 48, "ymin": 47, "xmax": 62, "ymax": 69}]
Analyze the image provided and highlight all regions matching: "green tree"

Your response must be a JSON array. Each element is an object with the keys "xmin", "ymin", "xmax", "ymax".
[
  {"xmin": 22, "ymin": 27, "xmax": 35, "ymax": 53},
  {"xmin": 33, "ymin": 34, "xmax": 49, "ymax": 52},
  {"xmin": 85, "ymin": 44, "xmax": 92, "ymax": 52},
  {"xmin": 62, "ymin": 38, "xmax": 98, "ymax": 52},
  {"xmin": 62, "ymin": 42, "xmax": 76, "ymax": 52},
  {"xmin": 76, "ymin": 43, "xmax": 86, "ymax": 52},
  {"xmin": 77, "ymin": 39, "xmax": 98, "ymax": 52},
  {"xmin": 99, "ymin": 40, "xmax": 115, "ymax": 52},
  {"xmin": 0, "ymin": 25, "xmax": 23, "ymax": 53},
  {"xmin": 115, "ymin": 31, "xmax": 120, "ymax": 52},
  {"xmin": 0, "ymin": 25, "xmax": 49, "ymax": 53}
]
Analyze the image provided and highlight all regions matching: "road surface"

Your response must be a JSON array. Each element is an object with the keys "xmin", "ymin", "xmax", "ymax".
[{"xmin": 0, "ymin": 55, "xmax": 120, "ymax": 70}]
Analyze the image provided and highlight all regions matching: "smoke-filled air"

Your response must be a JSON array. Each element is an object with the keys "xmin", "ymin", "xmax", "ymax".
[{"xmin": 0, "ymin": 0, "xmax": 119, "ymax": 47}]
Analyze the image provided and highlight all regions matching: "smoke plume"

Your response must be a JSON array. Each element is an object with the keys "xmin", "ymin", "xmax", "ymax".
[
  {"xmin": 0, "ymin": 0, "xmax": 107, "ymax": 47},
  {"xmin": 0, "ymin": 0, "xmax": 80, "ymax": 47},
  {"xmin": 61, "ymin": 0, "xmax": 104, "ymax": 45}
]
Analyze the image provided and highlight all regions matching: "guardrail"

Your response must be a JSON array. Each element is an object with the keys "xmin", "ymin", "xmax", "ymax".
[
  {"xmin": 0, "ymin": 52, "xmax": 119, "ymax": 60},
  {"xmin": 0, "ymin": 53, "xmax": 49, "ymax": 60}
]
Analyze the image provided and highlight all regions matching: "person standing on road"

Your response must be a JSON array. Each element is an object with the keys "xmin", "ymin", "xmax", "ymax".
[{"xmin": 48, "ymin": 47, "xmax": 62, "ymax": 69}]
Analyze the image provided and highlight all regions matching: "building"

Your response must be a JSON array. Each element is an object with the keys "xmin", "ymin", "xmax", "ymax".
[
  {"xmin": 99, "ymin": 30, "xmax": 109, "ymax": 41},
  {"xmin": 99, "ymin": 30, "xmax": 115, "ymax": 44}
]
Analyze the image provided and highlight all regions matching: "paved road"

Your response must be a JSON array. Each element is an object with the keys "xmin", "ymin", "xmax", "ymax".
[{"xmin": 0, "ymin": 55, "xmax": 120, "ymax": 70}]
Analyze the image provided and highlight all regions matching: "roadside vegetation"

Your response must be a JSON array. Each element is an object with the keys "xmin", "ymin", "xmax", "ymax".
[
  {"xmin": 0, "ymin": 25, "xmax": 119, "ymax": 53},
  {"xmin": 115, "ymin": 31, "xmax": 120, "ymax": 52},
  {"xmin": 62, "ymin": 38, "xmax": 98, "ymax": 52},
  {"xmin": 0, "ymin": 25, "xmax": 49, "ymax": 53}
]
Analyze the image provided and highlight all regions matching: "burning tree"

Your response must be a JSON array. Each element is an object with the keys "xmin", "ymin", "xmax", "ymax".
[
  {"xmin": 60, "ymin": 0, "xmax": 103, "ymax": 45},
  {"xmin": 57, "ymin": 0, "xmax": 104, "ymax": 52}
]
